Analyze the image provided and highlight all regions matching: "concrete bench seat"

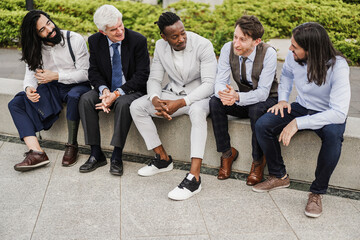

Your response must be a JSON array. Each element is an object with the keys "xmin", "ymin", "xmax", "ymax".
[{"xmin": 1, "ymin": 78, "xmax": 359, "ymax": 191}]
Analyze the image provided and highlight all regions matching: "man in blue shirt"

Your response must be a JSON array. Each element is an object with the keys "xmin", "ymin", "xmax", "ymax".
[
  {"xmin": 253, "ymin": 22, "xmax": 350, "ymax": 218},
  {"xmin": 210, "ymin": 15, "xmax": 278, "ymax": 185}
]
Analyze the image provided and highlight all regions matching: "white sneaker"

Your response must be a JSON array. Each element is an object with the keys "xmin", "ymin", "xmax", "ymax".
[
  {"xmin": 168, "ymin": 173, "xmax": 201, "ymax": 201},
  {"xmin": 138, "ymin": 154, "xmax": 173, "ymax": 177}
]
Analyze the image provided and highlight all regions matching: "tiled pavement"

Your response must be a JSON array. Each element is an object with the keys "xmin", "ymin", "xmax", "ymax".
[{"xmin": 1, "ymin": 141, "xmax": 360, "ymax": 240}]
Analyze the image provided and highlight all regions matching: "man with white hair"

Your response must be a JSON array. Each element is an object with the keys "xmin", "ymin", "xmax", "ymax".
[{"xmin": 78, "ymin": 4, "xmax": 150, "ymax": 176}]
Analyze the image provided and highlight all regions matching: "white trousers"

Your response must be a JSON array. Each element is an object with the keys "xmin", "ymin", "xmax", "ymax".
[{"xmin": 130, "ymin": 91, "xmax": 210, "ymax": 159}]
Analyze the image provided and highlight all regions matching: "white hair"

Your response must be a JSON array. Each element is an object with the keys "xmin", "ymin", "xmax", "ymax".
[{"xmin": 93, "ymin": 4, "xmax": 123, "ymax": 32}]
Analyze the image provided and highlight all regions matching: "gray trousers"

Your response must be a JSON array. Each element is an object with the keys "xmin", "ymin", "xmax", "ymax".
[{"xmin": 79, "ymin": 89, "xmax": 143, "ymax": 148}]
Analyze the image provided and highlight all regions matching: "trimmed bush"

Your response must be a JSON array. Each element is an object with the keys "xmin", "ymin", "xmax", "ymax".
[{"xmin": 0, "ymin": 0, "xmax": 359, "ymax": 64}]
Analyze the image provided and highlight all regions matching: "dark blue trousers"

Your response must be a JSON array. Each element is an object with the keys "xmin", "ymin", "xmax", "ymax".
[
  {"xmin": 210, "ymin": 96, "xmax": 277, "ymax": 162},
  {"xmin": 8, "ymin": 81, "xmax": 90, "ymax": 139},
  {"xmin": 255, "ymin": 102, "xmax": 346, "ymax": 194}
]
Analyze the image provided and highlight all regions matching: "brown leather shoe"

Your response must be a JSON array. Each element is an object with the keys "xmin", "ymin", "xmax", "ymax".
[
  {"xmin": 246, "ymin": 156, "xmax": 266, "ymax": 186},
  {"xmin": 217, "ymin": 147, "xmax": 239, "ymax": 180},
  {"xmin": 62, "ymin": 143, "xmax": 78, "ymax": 167},
  {"xmin": 305, "ymin": 193, "xmax": 322, "ymax": 218},
  {"xmin": 14, "ymin": 150, "xmax": 50, "ymax": 172},
  {"xmin": 252, "ymin": 174, "xmax": 290, "ymax": 192}
]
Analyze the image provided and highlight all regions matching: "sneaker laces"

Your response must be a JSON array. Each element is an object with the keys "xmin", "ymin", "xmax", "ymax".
[
  {"xmin": 178, "ymin": 177, "xmax": 191, "ymax": 189},
  {"xmin": 148, "ymin": 155, "xmax": 160, "ymax": 166},
  {"xmin": 23, "ymin": 151, "xmax": 31, "ymax": 157},
  {"xmin": 308, "ymin": 193, "xmax": 322, "ymax": 206}
]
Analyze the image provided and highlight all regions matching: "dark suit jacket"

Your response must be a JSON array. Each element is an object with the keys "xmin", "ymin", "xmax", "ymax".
[{"xmin": 88, "ymin": 28, "xmax": 150, "ymax": 94}]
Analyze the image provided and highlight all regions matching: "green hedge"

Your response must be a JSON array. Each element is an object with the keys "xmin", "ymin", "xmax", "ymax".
[{"xmin": 1, "ymin": 0, "xmax": 359, "ymax": 64}]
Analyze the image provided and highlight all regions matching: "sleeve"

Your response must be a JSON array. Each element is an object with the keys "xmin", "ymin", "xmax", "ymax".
[
  {"xmin": 296, "ymin": 59, "xmax": 350, "ymax": 130},
  {"xmin": 147, "ymin": 41, "xmax": 166, "ymax": 99},
  {"xmin": 237, "ymin": 47, "xmax": 277, "ymax": 106},
  {"xmin": 88, "ymin": 36, "xmax": 108, "ymax": 91},
  {"xmin": 119, "ymin": 35, "xmax": 150, "ymax": 94},
  {"xmin": 23, "ymin": 64, "xmax": 38, "ymax": 91},
  {"xmin": 214, "ymin": 42, "xmax": 232, "ymax": 99},
  {"xmin": 58, "ymin": 32, "xmax": 89, "ymax": 84},
  {"xmin": 184, "ymin": 39, "xmax": 217, "ymax": 105},
  {"xmin": 278, "ymin": 51, "xmax": 295, "ymax": 102}
]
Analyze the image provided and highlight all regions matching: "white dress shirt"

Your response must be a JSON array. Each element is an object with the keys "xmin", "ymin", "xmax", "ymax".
[
  {"xmin": 279, "ymin": 50, "xmax": 351, "ymax": 130},
  {"xmin": 23, "ymin": 30, "xmax": 89, "ymax": 91}
]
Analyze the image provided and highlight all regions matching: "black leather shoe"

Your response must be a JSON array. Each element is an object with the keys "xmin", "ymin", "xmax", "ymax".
[
  {"xmin": 79, "ymin": 152, "xmax": 107, "ymax": 173},
  {"xmin": 109, "ymin": 159, "xmax": 123, "ymax": 176}
]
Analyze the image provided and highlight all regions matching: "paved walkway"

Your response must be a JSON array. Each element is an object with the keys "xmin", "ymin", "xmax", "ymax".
[{"xmin": 1, "ymin": 141, "xmax": 360, "ymax": 240}]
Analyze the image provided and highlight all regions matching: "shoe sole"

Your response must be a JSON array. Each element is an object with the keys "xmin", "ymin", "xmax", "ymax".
[
  {"xmin": 14, "ymin": 160, "xmax": 50, "ymax": 172},
  {"xmin": 168, "ymin": 185, "xmax": 202, "ymax": 201},
  {"xmin": 252, "ymin": 183, "xmax": 290, "ymax": 193},
  {"xmin": 304, "ymin": 211, "xmax": 322, "ymax": 218},
  {"xmin": 138, "ymin": 162, "xmax": 174, "ymax": 177},
  {"xmin": 62, "ymin": 156, "xmax": 79, "ymax": 167},
  {"xmin": 109, "ymin": 169, "xmax": 123, "ymax": 176},
  {"xmin": 79, "ymin": 161, "xmax": 107, "ymax": 173}
]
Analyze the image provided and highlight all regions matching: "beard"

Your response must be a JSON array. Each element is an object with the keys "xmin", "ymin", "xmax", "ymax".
[
  {"xmin": 294, "ymin": 52, "xmax": 308, "ymax": 66},
  {"xmin": 41, "ymin": 25, "xmax": 62, "ymax": 45}
]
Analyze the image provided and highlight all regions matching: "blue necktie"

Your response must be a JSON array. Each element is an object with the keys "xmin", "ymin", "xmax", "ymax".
[{"xmin": 111, "ymin": 43, "xmax": 122, "ymax": 91}]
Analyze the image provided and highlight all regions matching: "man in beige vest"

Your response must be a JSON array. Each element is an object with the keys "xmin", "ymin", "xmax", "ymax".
[{"xmin": 210, "ymin": 15, "xmax": 278, "ymax": 185}]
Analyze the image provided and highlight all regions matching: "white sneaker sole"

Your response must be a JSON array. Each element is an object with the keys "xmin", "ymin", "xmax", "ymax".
[
  {"xmin": 168, "ymin": 185, "xmax": 202, "ymax": 201},
  {"xmin": 14, "ymin": 160, "xmax": 50, "ymax": 172},
  {"xmin": 138, "ymin": 162, "xmax": 173, "ymax": 177},
  {"xmin": 304, "ymin": 211, "xmax": 322, "ymax": 218},
  {"xmin": 252, "ymin": 183, "xmax": 290, "ymax": 193}
]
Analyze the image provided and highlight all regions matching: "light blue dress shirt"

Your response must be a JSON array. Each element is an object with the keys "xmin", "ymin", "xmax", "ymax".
[
  {"xmin": 214, "ymin": 41, "xmax": 277, "ymax": 106},
  {"xmin": 279, "ymin": 50, "xmax": 350, "ymax": 130},
  {"xmin": 99, "ymin": 37, "xmax": 127, "ymax": 96}
]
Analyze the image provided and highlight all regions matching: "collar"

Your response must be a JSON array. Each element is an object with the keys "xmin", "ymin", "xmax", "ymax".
[
  {"xmin": 243, "ymin": 46, "xmax": 257, "ymax": 62},
  {"xmin": 107, "ymin": 37, "xmax": 122, "ymax": 47}
]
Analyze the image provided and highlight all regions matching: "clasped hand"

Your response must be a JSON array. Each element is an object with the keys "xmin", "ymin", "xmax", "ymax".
[
  {"xmin": 218, "ymin": 84, "xmax": 239, "ymax": 106},
  {"xmin": 35, "ymin": 69, "xmax": 58, "ymax": 84},
  {"xmin": 267, "ymin": 101, "xmax": 298, "ymax": 146},
  {"xmin": 26, "ymin": 86, "xmax": 40, "ymax": 103},
  {"xmin": 95, "ymin": 89, "xmax": 118, "ymax": 113},
  {"xmin": 152, "ymin": 97, "xmax": 186, "ymax": 121}
]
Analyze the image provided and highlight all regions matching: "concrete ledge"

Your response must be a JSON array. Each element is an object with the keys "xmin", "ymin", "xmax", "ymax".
[{"xmin": 2, "ymin": 78, "xmax": 360, "ymax": 191}]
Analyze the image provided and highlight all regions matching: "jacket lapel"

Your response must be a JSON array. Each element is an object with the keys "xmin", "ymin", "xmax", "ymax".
[
  {"xmin": 182, "ymin": 32, "xmax": 193, "ymax": 82},
  {"xmin": 121, "ymin": 28, "xmax": 130, "ymax": 79},
  {"xmin": 99, "ymin": 34, "xmax": 111, "ymax": 82}
]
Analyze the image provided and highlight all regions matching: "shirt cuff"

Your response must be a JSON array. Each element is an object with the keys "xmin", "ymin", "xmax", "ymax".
[
  {"xmin": 183, "ymin": 96, "xmax": 191, "ymax": 106},
  {"xmin": 99, "ymin": 85, "xmax": 108, "ymax": 96},
  {"xmin": 235, "ymin": 92, "xmax": 242, "ymax": 105},
  {"xmin": 149, "ymin": 94, "xmax": 160, "ymax": 102},
  {"xmin": 117, "ymin": 88, "xmax": 125, "ymax": 95},
  {"xmin": 278, "ymin": 92, "xmax": 289, "ymax": 102},
  {"xmin": 295, "ymin": 116, "xmax": 309, "ymax": 130}
]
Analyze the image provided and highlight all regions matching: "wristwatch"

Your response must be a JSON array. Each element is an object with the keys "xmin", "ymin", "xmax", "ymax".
[{"xmin": 114, "ymin": 89, "xmax": 120, "ymax": 98}]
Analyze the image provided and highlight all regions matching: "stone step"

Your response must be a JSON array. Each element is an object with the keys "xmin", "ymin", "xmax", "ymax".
[{"xmin": 1, "ymin": 78, "xmax": 359, "ymax": 191}]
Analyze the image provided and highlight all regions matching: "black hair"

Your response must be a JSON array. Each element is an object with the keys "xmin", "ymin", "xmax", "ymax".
[
  {"xmin": 20, "ymin": 10, "xmax": 63, "ymax": 71},
  {"xmin": 292, "ymin": 22, "xmax": 345, "ymax": 86},
  {"xmin": 155, "ymin": 12, "xmax": 181, "ymax": 34}
]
